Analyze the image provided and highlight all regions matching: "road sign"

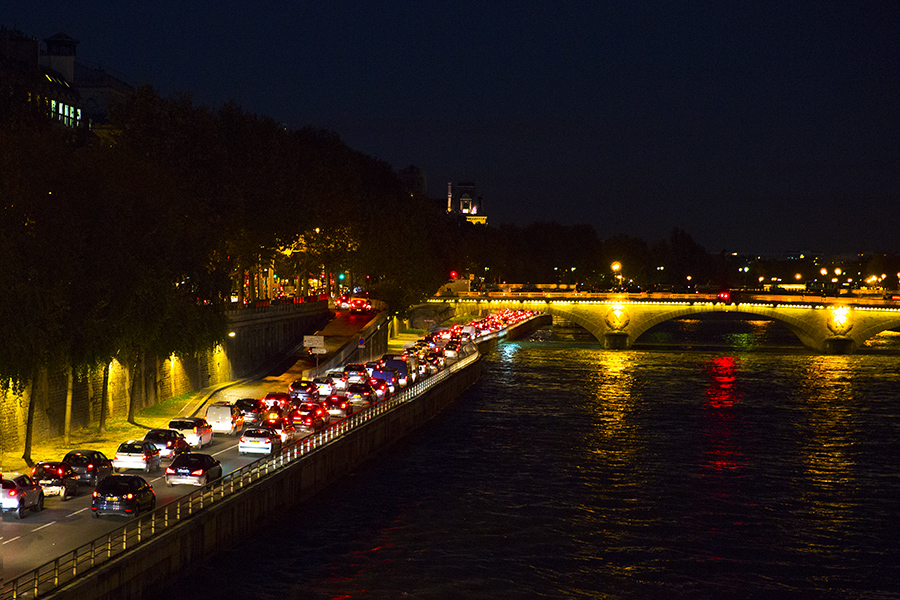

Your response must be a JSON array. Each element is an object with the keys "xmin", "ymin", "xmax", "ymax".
[
  {"xmin": 310, "ymin": 347, "xmax": 328, "ymax": 354},
  {"xmin": 304, "ymin": 335, "xmax": 324, "ymax": 348},
  {"xmin": 358, "ymin": 337, "xmax": 366, "ymax": 348}
]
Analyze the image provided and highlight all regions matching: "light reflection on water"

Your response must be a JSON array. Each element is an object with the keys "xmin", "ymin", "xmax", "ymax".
[{"xmin": 164, "ymin": 320, "xmax": 900, "ymax": 599}]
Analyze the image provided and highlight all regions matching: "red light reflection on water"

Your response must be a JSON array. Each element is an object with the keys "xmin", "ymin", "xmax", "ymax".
[{"xmin": 703, "ymin": 356, "xmax": 743, "ymax": 471}]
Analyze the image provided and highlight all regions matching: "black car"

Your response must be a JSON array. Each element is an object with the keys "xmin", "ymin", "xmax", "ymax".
[
  {"xmin": 235, "ymin": 397, "xmax": 267, "ymax": 425},
  {"xmin": 32, "ymin": 461, "xmax": 80, "ymax": 501},
  {"xmin": 91, "ymin": 474, "xmax": 156, "ymax": 518},
  {"xmin": 63, "ymin": 450, "xmax": 113, "ymax": 487},
  {"xmin": 165, "ymin": 453, "xmax": 223, "ymax": 487}
]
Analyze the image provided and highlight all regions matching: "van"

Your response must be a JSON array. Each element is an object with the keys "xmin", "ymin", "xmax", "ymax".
[{"xmin": 205, "ymin": 401, "xmax": 244, "ymax": 436}]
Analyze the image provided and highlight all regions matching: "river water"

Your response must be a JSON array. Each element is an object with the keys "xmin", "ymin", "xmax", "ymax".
[{"xmin": 165, "ymin": 317, "xmax": 900, "ymax": 599}]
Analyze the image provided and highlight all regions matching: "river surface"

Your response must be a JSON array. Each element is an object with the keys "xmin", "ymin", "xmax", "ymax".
[{"xmin": 163, "ymin": 318, "xmax": 900, "ymax": 599}]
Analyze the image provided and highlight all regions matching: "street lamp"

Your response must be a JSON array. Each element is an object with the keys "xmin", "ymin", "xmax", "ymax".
[{"xmin": 611, "ymin": 262, "xmax": 622, "ymax": 288}]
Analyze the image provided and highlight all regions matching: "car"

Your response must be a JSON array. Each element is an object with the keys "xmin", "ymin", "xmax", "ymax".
[
  {"xmin": 32, "ymin": 461, "xmax": 80, "ymax": 501},
  {"xmin": 143, "ymin": 428, "xmax": 191, "ymax": 458},
  {"xmin": 91, "ymin": 474, "xmax": 156, "ymax": 518},
  {"xmin": 113, "ymin": 440, "xmax": 162, "ymax": 473},
  {"xmin": 323, "ymin": 394, "xmax": 352, "ymax": 418},
  {"xmin": 346, "ymin": 383, "xmax": 375, "ymax": 410},
  {"xmin": 349, "ymin": 297, "xmax": 372, "ymax": 314},
  {"xmin": 337, "ymin": 293, "xmax": 351, "ymax": 309},
  {"xmin": 165, "ymin": 453, "xmax": 223, "ymax": 487},
  {"xmin": 343, "ymin": 363, "xmax": 369, "ymax": 384},
  {"xmin": 259, "ymin": 416, "xmax": 296, "ymax": 443},
  {"xmin": 167, "ymin": 416, "xmax": 214, "ymax": 449},
  {"xmin": 263, "ymin": 391, "xmax": 292, "ymax": 409},
  {"xmin": 371, "ymin": 368, "xmax": 399, "ymax": 394},
  {"xmin": 443, "ymin": 341, "xmax": 461, "ymax": 358},
  {"xmin": 205, "ymin": 401, "xmax": 245, "ymax": 435},
  {"xmin": 312, "ymin": 376, "xmax": 335, "ymax": 396},
  {"xmin": 326, "ymin": 369, "xmax": 349, "ymax": 393},
  {"xmin": 235, "ymin": 398, "xmax": 267, "ymax": 425},
  {"xmin": 1, "ymin": 473, "xmax": 44, "ymax": 518},
  {"xmin": 369, "ymin": 378, "xmax": 391, "ymax": 401},
  {"xmin": 238, "ymin": 427, "xmax": 283, "ymax": 456},
  {"xmin": 290, "ymin": 401, "xmax": 328, "ymax": 433},
  {"xmin": 63, "ymin": 450, "xmax": 113, "ymax": 487},
  {"xmin": 289, "ymin": 379, "xmax": 319, "ymax": 402}
]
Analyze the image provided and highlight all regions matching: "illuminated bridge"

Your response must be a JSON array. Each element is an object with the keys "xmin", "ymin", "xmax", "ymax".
[{"xmin": 431, "ymin": 292, "xmax": 900, "ymax": 354}]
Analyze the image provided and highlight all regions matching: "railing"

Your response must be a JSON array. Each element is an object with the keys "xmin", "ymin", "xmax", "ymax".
[{"xmin": 0, "ymin": 347, "xmax": 483, "ymax": 600}]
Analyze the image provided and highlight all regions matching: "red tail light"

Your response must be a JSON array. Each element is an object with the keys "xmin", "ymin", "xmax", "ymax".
[
  {"xmin": 87, "ymin": 464, "xmax": 95, "ymax": 471},
  {"xmin": 58, "ymin": 468, "xmax": 64, "ymax": 476},
  {"xmin": 167, "ymin": 441, "xmax": 173, "ymax": 447},
  {"xmin": 8, "ymin": 489, "xmax": 17, "ymax": 497},
  {"xmin": 125, "ymin": 493, "xmax": 134, "ymax": 499},
  {"xmin": 166, "ymin": 467, "xmax": 175, "ymax": 474},
  {"xmin": 191, "ymin": 469, "xmax": 204, "ymax": 476},
  {"xmin": 92, "ymin": 491, "xmax": 99, "ymax": 498},
  {"xmin": 240, "ymin": 436, "xmax": 247, "ymax": 443}
]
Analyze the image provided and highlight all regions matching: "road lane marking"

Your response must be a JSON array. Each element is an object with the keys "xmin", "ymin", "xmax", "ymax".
[
  {"xmin": 68, "ymin": 508, "xmax": 89, "ymax": 517},
  {"xmin": 32, "ymin": 521, "xmax": 57, "ymax": 532},
  {"xmin": 3, "ymin": 536, "xmax": 22, "ymax": 545}
]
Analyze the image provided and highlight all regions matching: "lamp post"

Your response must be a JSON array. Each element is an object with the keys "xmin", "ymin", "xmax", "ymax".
[{"xmin": 611, "ymin": 262, "xmax": 622, "ymax": 289}]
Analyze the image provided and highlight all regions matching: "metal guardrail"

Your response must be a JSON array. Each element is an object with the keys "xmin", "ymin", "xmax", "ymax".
[{"xmin": 1, "ymin": 346, "xmax": 483, "ymax": 600}]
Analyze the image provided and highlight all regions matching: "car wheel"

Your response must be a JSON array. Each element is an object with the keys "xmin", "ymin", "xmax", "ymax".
[
  {"xmin": 16, "ymin": 501, "xmax": 26, "ymax": 519},
  {"xmin": 92, "ymin": 511, "xmax": 99, "ymax": 519},
  {"xmin": 62, "ymin": 487, "xmax": 69, "ymax": 501},
  {"xmin": 144, "ymin": 463, "xmax": 150, "ymax": 473},
  {"xmin": 150, "ymin": 498, "xmax": 156, "ymax": 511},
  {"xmin": 33, "ymin": 495, "xmax": 44, "ymax": 512},
  {"xmin": 133, "ymin": 505, "xmax": 140, "ymax": 518}
]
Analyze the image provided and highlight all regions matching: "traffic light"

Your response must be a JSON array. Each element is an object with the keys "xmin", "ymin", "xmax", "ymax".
[{"xmin": 338, "ymin": 272, "xmax": 345, "ymax": 280}]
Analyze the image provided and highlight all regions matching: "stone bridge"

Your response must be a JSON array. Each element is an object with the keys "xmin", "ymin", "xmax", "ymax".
[{"xmin": 431, "ymin": 293, "xmax": 900, "ymax": 354}]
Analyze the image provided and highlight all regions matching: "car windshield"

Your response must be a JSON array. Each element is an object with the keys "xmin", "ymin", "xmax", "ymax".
[
  {"xmin": 169, "ymin": 420, "xmax": 195, "ymax": 429},
  {"xmin": 173, "ymin": 455, "xmax": 206, "ymax": 467},
  {"xmin": 145, "ymin": 431, "xmax": 169, "ymax": 442},
  {"xmin": 244, "ymin": 429, "xmax": 273, "ymax": 438},
  {"xmin": 64, "ymin": 452, "xmax": 95, "ymax": 466},
  {"xmin": 99, "ymin": 479, "xmax": 137, "ymax": 493},
  {"xmin": 34, "ymin": 464, "xmax": 65, "ymax": 477},
  {"xmin": 118, "ymin": 442, "xmax": 145, "ymax": 453}
]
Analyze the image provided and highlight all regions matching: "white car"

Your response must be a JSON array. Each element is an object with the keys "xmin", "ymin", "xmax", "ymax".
[
  {"xmin": 167, "ymin": 416, "xmax": 214, "ymax": 449},
  {"xmin": 238, "ymin": 427, "xmax": 283, "ymax": 456},
  {"xmin": 113, "ymin": 440, "xmax": 161, "ymax": 473}
]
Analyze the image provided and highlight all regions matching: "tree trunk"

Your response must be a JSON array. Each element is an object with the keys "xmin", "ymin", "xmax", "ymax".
[
  {"xmin": 127, "ymin": 357, "xmax": 141, "ymax": 425},
  {"xmin": 99, "ymin": 362, "xmax": 110, "ymax": 434},
  {"xmin": 21, "ymin": 371, "xmax": 36, "ymax": 468},
  {"xmin": 64, "ymin": 364, "xmax": 74, "ymax": 446}
]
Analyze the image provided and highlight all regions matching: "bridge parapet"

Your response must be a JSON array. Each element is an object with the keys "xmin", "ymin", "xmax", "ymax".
[{"xmin": 431, "ymin": 296, "xmax": 900, "ymax": 354}]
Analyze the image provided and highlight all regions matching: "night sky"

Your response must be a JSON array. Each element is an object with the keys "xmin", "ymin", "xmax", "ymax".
[{"xmin": 4, "ymin": 2, "xmax": 898, "ymax": 254}]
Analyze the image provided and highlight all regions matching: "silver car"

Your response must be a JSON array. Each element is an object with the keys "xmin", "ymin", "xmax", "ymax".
[{"xmin": 1, "ymin": 473, "xmax": 45, "ymax": 518}]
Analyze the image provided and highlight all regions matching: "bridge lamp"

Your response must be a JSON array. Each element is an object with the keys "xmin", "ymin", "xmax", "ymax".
[
  {"xmin": 835, "ymin": 268, "xmax": 842, "ymax": 276},
  {"xmin": 820, "ymin": 268, "xmax": 828, "ymax": 276},
  {"xmin": 795, "ymin": 273, "xmax": 802, "ymax": 280}
]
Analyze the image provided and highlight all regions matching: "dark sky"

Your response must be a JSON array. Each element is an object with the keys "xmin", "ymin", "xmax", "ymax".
[{"xmin": 5, "ymin": 2, "xmax": 898, "ymax": 254}]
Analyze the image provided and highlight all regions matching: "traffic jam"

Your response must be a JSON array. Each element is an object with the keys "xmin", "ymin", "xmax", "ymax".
[{"xmin": 1, "ymin": 309, "xmax": 537, "ymax": 570}]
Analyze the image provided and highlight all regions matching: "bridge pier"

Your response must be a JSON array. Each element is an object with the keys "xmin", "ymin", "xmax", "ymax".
[
  {"xmin": 604, "ymin": 332, "xmax": 630, "ymax": 349},
  {"xmin": 822, "ymin": 336, "xmax": 855, "ymax": 354}
]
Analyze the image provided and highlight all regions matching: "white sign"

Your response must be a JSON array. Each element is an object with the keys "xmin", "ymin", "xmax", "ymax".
[
  {"xmin": 310, "ymin": 347, "xmax": 328, "ymax": 354},
  {"xmin": 304, "ymin": 335, "xmax": 325, "ymax": 348}
]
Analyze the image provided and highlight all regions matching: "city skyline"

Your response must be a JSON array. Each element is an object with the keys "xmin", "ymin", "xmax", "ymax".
[{"xmin": 4, "ymin": 1, "xmax": 898, "ymax": 255}]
